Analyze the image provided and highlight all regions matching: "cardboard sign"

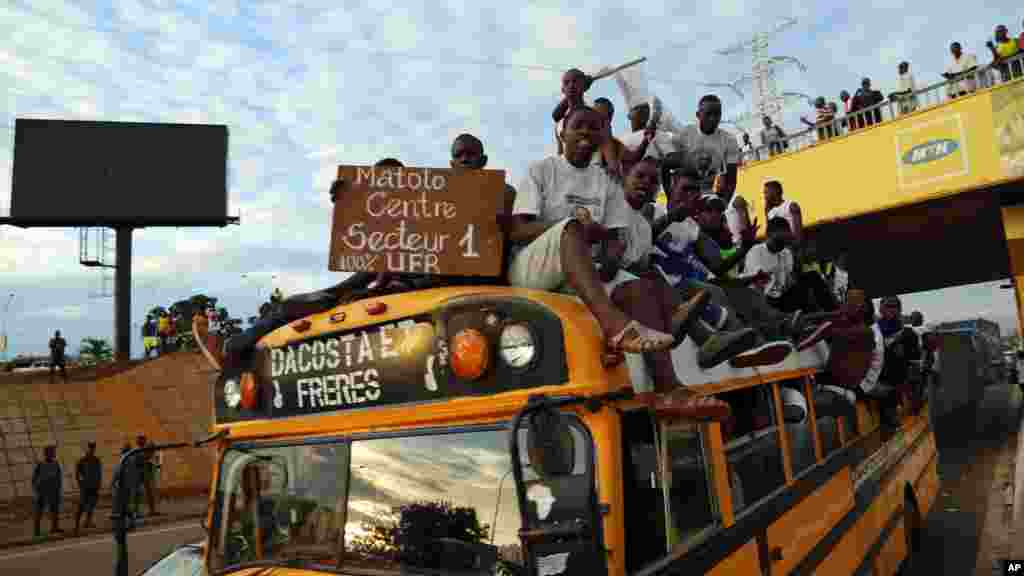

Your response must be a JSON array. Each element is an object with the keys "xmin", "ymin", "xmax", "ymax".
[{"xmin": 329, "ymin": 165, "xmax": 506, "ymax": 277}]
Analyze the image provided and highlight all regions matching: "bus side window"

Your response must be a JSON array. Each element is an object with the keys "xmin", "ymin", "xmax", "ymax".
[
  {"xmin": 779, "ymin": 383, "xmax": 816, "ymax": 478},
  {"xmin": 726, "ymin": 387, "xmax": 787, "ymax": 514},
  {"xmin": 662, "ymin": 420, "xmax": 717, "ymax": 549},
  {"xmin": 620, "ymin": 409, "xmax": 669, "ymax": 571}
]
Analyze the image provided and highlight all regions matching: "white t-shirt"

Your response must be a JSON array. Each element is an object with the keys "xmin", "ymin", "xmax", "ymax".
[
  {"xmin": 675, "ymin": 125, "xmax": 741, "ymax": 191},
  {"xmin": 897, "ymin": 72, "xmax": 915, "ymax": 93},
  {"xmin": 860, "ymin": 324, "xmax": 887, "ymax": 395},
  {"xmin": 767, "ymin": 200, "xmax": 796, "ymax": 235},
  {"xmin": 514, "ymin": 156, "xmax": 630, "ymax": 230},
  {"xmin": 946, "ymin": 53, "xmax": 978, "ymax": 95},
  {"xmin": 744, "ymin": 243, "xmax": 795, "ymax": 299},
  {"xmin": 621, "ymin": 208, "xmax": 654, "ymax": 269},
  {"xmin": 831, "ymin": 266, "xmax": 849, "ymax": 305}
]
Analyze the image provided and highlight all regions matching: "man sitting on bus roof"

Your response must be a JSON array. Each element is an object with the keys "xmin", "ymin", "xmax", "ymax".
[
  {"xmin": 650, "ymin": 156, "xmax": 797, "ymax": 367},
  {"xmin": 594, "ymin": 157, "xmax": 733, "ymax": 416},
  {"xmin": 601, "ymin": 158, "xmax": 772, "ymax": 373},
  {"xmin": 505, "ymin": 105, "xmax": 683, "ymax": 354}
]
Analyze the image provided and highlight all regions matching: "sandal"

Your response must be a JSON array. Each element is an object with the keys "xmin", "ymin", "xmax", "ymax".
[
  {"xmin": 670, "ymin": 289, "xmax": 710, "ymax": 345},
  {"xmin": 608, "ymin": 320, "xmax": 675, "ymax": 354}
]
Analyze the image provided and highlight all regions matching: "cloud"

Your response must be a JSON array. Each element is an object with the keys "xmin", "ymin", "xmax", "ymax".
[{"xmin": 26, "ymin": 305, "xmax": 86, "ymax": 321}]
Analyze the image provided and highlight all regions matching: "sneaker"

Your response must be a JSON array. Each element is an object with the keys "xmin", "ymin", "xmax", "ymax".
[
  {"xmin": 697, "ymin": 328, "xmax": 759, "ymax": 370},
  {"xmin": 797, "ymin": 321, "xmax": 834, "ymax": 351},
  {"xmin": 650, "ymin": 390, "xmax": 732, "ymax": 421},
  {"xmin": 729, "ymin": 340, "xmax": 794, "ymax": 368}
]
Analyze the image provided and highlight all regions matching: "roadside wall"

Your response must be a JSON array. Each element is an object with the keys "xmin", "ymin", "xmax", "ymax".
[{"xmin": 0, "ymin": 352, "xmax": 216, "ymax": 510}]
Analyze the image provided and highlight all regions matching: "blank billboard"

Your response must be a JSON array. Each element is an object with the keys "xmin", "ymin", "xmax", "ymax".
[{"xmin": 11, "ymin": 119, "xmax": 229, "ymax": 227}]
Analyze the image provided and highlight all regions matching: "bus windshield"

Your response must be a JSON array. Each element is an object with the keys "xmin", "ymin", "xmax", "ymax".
[{"xmin": 210, "ymin": 426, "xmax": 540, "ymax": 573}]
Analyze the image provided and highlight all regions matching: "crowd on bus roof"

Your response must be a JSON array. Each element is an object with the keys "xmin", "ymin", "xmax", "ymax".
[
  {"xmin": 750, "ymin": 22, "xmax": 1024, "ymax": 157},
  {"xmin": 223, "ymin": 24, "xmax": 998, "ymax": 421}
]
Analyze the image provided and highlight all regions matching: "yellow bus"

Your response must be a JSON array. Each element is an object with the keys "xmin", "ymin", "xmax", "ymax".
[{"xmin": 117, "ymin": 281, "xmax": 939, "ymax": 576}]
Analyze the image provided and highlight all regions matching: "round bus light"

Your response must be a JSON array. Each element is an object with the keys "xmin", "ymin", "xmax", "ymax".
[
  {"xmin": 451, "ymin": 328, "xmax": 491, "ymax": 381},
  {"xmin": 499, "ymin": 323, "xmax": 536, "ymax": 369},
  {"xmin": 223, "ymin": 378, "xmax": 241, "ymax": 408},
  {"xmin": 239, "ymin": 372, "xmax": 259, "ymax": 410}
]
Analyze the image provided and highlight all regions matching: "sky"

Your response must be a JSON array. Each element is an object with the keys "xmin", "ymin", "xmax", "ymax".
[{"xmin": 0, "ymin": 0, "xmax": 1021, "ymax": 358}]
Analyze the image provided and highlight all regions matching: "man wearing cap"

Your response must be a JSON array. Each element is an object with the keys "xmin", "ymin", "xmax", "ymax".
[
  {"xmin": 651, "ymin": 161, "xmax": 797, "ymax": 368},
  {"xmin": 74, "ymin": 441, "xmax": 102, "ymax": 534}
]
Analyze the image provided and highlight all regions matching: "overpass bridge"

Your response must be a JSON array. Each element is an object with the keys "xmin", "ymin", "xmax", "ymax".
[{"xmin": 726, "ymin": 59, "xmax": 1024, "ymax": 325}]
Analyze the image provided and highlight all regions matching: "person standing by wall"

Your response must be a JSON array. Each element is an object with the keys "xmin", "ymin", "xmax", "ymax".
[
  {"xmin": 74, "ymin": 442, "xmax": 102, "ymax": 534},
  {"xmin": 48, "ymin": 330, "xmax": 67, "ymax": 383},
  {"xmin": 32, "ymin": 445, "xmax": 64, "ymax": 538}
]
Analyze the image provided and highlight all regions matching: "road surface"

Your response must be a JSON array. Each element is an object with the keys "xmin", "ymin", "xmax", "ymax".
[
  {"xmin": 0, "ymin": 520, "xmax": 205, "ymax": 576},
  {"xmin": 912, "ymin": 383, "xmax": 1022, "ymax": 575}
]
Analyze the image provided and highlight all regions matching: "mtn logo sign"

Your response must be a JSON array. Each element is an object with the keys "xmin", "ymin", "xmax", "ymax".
[{"xmin": 902, "ymin": 139, "xmax": 960, "ymax": 165}]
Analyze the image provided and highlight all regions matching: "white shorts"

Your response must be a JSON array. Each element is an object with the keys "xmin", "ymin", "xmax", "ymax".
[
  {"xmin": 508, "ymin": 218, "xmax": 574, "ymax": 292},
  {"xmin": 508, "ymin": 218, "xmax": 643, "ymax": 297}
]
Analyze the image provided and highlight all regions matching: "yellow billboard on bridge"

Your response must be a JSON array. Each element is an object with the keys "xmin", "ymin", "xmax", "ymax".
[{"xmin": 735, "ymin": 81, "xmax": 1020, "ymax": 228}]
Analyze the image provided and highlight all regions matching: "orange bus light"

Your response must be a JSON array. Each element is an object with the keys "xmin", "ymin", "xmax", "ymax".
[
  {"xmin": 451, "ymin": 329, "xmax": 490, "ymax": 381},
  {"xmin": 240, "ymin": 372, "xmax": 260, "ymax": 410}
]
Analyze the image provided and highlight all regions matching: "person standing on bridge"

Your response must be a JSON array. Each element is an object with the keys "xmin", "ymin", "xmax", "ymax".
[
  {"xmin": 32, "ymin": 445, "xmax": 64, "ymax": 538},
  {"xmin": 944, "ymin": 42, "xmax": 978, "ymax": 99},
  {"xmin": 74, "ymin": 442, "xmax": 102, "ymax": 535},
  {"xmin": 48, "ymin": 330, "xmax": 67, "ymax": 384}
]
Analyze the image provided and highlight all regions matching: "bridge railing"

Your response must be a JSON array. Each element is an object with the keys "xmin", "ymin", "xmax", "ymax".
[{"xmin": 743, "ymin": 51, "xmax": 1024, "ymax": 164}]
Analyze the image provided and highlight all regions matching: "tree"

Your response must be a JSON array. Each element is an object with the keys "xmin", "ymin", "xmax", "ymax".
[
  {"xmin": 79, "ymin": 338, "xmax": 113, "ymax": 366},
  {"xmin": 349, "ymin": 500, "xmax": 490, "ymax": 570}
]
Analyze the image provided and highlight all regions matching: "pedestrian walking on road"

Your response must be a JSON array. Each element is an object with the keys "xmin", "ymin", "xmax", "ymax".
[
  {"xmin": 74, "ymin": 442, "xmax": 102, "ymax": 534},
  {"xmin": 115, "ymin": 443, "xmax": 139, "ymax": 529},
  {"xmin": 134, "ymin": 435, "xmax": 162, "ymax": 517},
  {"xmin": 32, "ymin": 445, "xmax": 64, "ymax": 538}
]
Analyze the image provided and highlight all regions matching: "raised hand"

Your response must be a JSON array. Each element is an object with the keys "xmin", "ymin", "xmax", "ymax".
[{"xmin": 741, "ymin": 216, "xmax": 760, "ymax": 247}]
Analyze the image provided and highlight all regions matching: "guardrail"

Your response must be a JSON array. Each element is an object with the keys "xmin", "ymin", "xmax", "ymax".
[{"xmin": 741, "ymin": 51, "xmax": 1024, "ymax": 164}]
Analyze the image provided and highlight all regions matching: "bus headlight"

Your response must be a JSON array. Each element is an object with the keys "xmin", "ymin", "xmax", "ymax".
[
  {"xmin": 224, "ymin": 378, "xmax": 241, "ymax": 408},
  {"xmin": 500, "ymin": 323, "xmax": 536, "ymax": 369}
]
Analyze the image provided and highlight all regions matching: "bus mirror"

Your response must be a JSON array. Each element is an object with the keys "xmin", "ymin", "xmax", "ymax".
[
  {"xmin": 526, "ymin": 406, "xmax": 575, "ymax": 479},
  {"xmin": 910, "ymin": 311, "xmax": 924, "ymax": 327}
]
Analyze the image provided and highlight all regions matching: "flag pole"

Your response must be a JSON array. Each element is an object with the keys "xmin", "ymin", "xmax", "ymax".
[{"xmin": 591, "ymin": 57, "xmax": 647, "ymax": 81}]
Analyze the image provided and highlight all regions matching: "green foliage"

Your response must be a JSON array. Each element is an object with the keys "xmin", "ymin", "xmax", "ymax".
[
  {"xmin": 79, "ymin": 337, "xmax": 113, "ymax": 366},
  {"xmin": 349, "ymin": 500, "xmax": 489, "ymax": 570}
]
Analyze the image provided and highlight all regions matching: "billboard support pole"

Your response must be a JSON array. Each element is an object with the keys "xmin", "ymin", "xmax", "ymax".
[{"xmin": 114, "ymin": 227, "xmax": 133, "ymax": 364}]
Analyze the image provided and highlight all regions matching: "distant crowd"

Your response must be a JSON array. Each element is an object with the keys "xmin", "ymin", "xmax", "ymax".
[{"xmin": 746, "ymin": 22, "xmax": 1024, "ymax": 159}]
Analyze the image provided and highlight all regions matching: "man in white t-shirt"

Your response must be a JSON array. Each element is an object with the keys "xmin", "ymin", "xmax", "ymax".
[
  {"xmin": 508, "ymin": 106, "xmax": 687, "ymax": 355},
  {"xmin": 604, "ymin": 159, "xmax": 779, "ymax": 372},
  {"xmin": 744, "ymin": 217, "xmax": 797, "ymax": 303},
  {"xmin": 669, "ymin": 95, "xmax": 752, "ymax": 248},
  {"xmin": 763, "ymin": 181, "xmax": 838, "ymax": 312},
  {"xmin": 943, "ymin": 42, "xmax": 978, "ymax": 99}
]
